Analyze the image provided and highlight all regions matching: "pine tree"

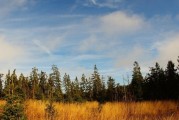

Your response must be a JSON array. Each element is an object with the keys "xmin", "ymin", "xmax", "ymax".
[
  {"xmin": 4, "ymin": 70, "xmax": 11, "ymax": 96},
  {"xmin": 130, "ymin": 61, "xmax": 144, "ymax": 101},
  {"xmin": 1, "ymin": 70, "xmax": 26, "ymax": 120},
  {"xmin": 80, "ymin": 74, "xmax": 87, "ymax": 99},
  {"xmin": 0, "ymin": 74, "xmax": 4, "ymax": 98},
  {"xmin": 48, "ymin": 73, "xmax": 55, "ymax": 101},
  {"xmin": 1, "ymin": 95, "xmax": 26, "ymax": 120},
  {"xmin": 92, "ymin": 65, "xmax": 102, "ymax": 101},
  {"xmin": 144, "ymin": 63, "xmax": 165, "ymax": 100},
  {"xmin": 16, "ymin": 73, "xmax": 26, "ymax": 99},
  {"xmin": 165, "ymin": 61, "xmax": 178, "ymax": 99},
  {"xmin": 86, "ymin": 77, "xmax": 93, "ymax": 101},
  {"xmin": 63, "ymin": 73, "xmax": 72, "ymax": 102},
  {"xmin": 100, "ymin": 76, "xmax": 106, "ymax": 102},
  {"xmin": 73, "ymin": 77, "xmax": 82, "ymax": 101},
  {"xmin": 39, "ymin": 71, "xmax": 48, "ymax": 100},
  {"xmin": 107, "ymin": 76, "xmax": 115, "ymax": 101},
  {"xmin": 29, "ymin": 67, "xmax": 39, "ymax": 99},
  {"xmin": 51, "ymin": 65, "xmax": 63, "ymax": 102}
]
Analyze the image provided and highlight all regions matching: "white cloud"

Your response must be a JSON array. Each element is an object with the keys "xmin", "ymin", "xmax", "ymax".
[
  {"xmin": 115, "ymin": 45, "xmax": 146, "ymax": 68},
  {"xmin": 0, "ymin": 36, "xmax": 25, "ymax": 61},
  {"xmin": 155, "ymin": 34, "xmax": 179, "ymax": 66},
  {"xmin": 100, "ymin": 11, "xmax": 146, "ymax": 35},
  {"xmin": 79, "ymin": 11, "xmax": 145, "ymax": 53},
  {"xmin": 79, "ymin": 34, "xmax": 120, "ymax": 52},
  {"xmin": 0, "ymin": 35, "xmax": 28, "ymax": 74}
]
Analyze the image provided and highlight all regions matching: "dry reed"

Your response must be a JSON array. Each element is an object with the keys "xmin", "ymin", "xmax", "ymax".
[{"xmin": 0, "ymin": 100, "xmax": 178, "ymax": 120}]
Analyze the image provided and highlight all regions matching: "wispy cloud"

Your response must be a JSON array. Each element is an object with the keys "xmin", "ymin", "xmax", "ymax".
[
  {"xmin": 0, "ymin": 0, "xmax": 31, "ymax": 17},
  {"xmin": 32, "ymin": 35, "xmax": 65, "ymax": 56},
  {"xmin": 78, "ymin": 11, "xmax": 146, "ymax": 52},
  {"xmin": 83, "ymin": 0, "xmax": 123, "ymax": 8}
]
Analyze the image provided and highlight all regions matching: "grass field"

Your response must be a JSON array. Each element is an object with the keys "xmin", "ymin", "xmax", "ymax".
[{"xmin": 0, "ymin": 100, "xmax": 179, "ymax": 120}]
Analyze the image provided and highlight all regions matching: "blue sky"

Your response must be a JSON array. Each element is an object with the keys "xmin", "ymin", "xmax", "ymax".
[{"xmin": 0, "ymin": 0, "xmax": 179, "ymax": 83}]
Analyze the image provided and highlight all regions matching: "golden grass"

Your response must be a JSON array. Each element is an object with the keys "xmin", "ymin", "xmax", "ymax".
[{"xmin": 0, "ymin": 100, "xmax": 178, "ymax": 120}]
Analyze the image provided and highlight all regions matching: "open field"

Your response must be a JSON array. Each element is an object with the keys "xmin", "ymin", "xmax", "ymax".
[{"xmin": 0, "ymin": 100, "xmax": 179, "ymax": 120}]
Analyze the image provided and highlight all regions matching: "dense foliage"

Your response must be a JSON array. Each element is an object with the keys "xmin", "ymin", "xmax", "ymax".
[{"xmin": 0, "ymin": 57, "xmax": 179, "ymax": 102}]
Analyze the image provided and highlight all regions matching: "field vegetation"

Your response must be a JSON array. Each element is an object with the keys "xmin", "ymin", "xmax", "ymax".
[
  {"xmin": 0, "ymin": 58, "xmax": 179, "ymax": 119},
  {"xmin": 0, "ymin": 100, "xmax": 179, "ymax": 120}
]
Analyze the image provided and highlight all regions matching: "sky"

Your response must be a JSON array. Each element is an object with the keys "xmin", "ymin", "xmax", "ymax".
[{"xmin": 0, "ymin": 0, "xmax": 179, "ymax": 83}]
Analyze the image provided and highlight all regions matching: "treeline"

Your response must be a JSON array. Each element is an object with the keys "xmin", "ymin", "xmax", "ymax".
[{"xmin": 0, "ymin": 57, "xmax": 179, "ymax": 102}]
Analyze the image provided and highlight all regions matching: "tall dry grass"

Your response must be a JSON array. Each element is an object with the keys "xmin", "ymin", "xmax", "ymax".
[{"xmin": 0, "ymin": 100, "xmax": 178, "ymax": 120}]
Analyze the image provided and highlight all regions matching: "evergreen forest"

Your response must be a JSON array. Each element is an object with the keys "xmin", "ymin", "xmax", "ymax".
[{"xmin": 0, "ymin": 57, "xmax": 179, "ymax": 103}]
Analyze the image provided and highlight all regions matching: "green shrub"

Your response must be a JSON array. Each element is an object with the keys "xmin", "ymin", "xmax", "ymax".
[{"xmin": 1, "ymin": 95, "xmax": 26, "ymax": 120}]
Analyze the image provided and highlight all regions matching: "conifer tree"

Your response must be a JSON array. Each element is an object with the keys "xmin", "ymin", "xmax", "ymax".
[
  {"xmin": 16, "ymin": 73, "xmax": 26, "ymax": 99},
  {"xmin": 29, "ymin": 67, "xmax": 39, "ymax": 99},
  {"xmin": 0, "ymin": 74, "xmax": 4, "ymax": 98},
  {"xmin": 86, "ymin": 77, "xmax": 93, "ymax": 101},
  {"xmin": 63, "ymin": 73, "xmax": 72, "ymax": 102},
  {"xmin": 80, "ymin": 74, "xmax": 87, "ymax": 99},
  {"xmin": 165, "ymin": 61, "xmax": 178, "ymax": 99},
  {"xmin": 144, "ymin": 63, "xmax": 165, "ymax": 100},
  {"xmin": 92, "ymin": 65, "xmax": 102, "ymax": 101},
  {"xmin": 107, "ymin": 76, "xmax": 115, "ymax": 101},
  {"xmin": 1, "ymin": 70, "xmax": 26, "ymax": 120},
  {"xmin": 130, "ymin": 61, "xmax": 143, "ymax": 101},
  {"xmin": 51, "ymin": 65, "xmax": 63, "ymax": 102},
  {"xmin": 39, "ymin": 71, "xmax": 48, "ymax": 100},
  {"xmin": 73, "ymin": 77, "xmax": 82, "ymax": 101},
  {"xmin": 4, "ymin": 70, "xmax": 11, "ymax": 96}
]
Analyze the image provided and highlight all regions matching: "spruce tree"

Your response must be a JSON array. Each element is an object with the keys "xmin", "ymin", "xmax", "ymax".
[
  {"xmin": 73, "ymin": 77, "xmax": 82, "ymax": 101},
  {"xmin": 92, "ymin": 65, "xmax": 102, "ymax": 102},
  {"xmin": 63, "ymin": 73, "xmax": 72, "ymax": 102},
  {"xmin": 51, "ymin": 65, "xmax": 63, "ymax": 102},
  {"xmin": 0, "ymin": 74, "xmax": 4, "ymax": 98},
  {"xmin": 86, "ymin": 77, "xmax": 93, "ymax": 101},
  {"xmin": 107, "ymin": 76, "xmax": 115, "ymax": 101},
  {"xmin": 39, "ymin": 71, "xmax": 48, "ymax": 100},
  {"xmin": 1, "ymin": 70, "xmax": 26, "ymax": 120},
  {"xmin": 80, "ymin": 74, "xmax": 87, "ymax": 99},
  {"xmin": 165, "ymin": 61, "xmax": 178, "ymax": 99},
  {"xmin": 130, "ymin": 61, "xmax": 143, "ymax": 101},
  {"xmin": 29, "ymin": 67, "xmax": 39, "ymax": 99}
]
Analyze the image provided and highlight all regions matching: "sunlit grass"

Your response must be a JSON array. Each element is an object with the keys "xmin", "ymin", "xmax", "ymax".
[{"xmin": 0, "ymin": 100, "xmax": 178, "ymax": 120}]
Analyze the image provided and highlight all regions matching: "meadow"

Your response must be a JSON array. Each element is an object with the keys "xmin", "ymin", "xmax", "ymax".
[{"xmin": 0, "ymin": 100, "xmax": 179, "ymax": 120}]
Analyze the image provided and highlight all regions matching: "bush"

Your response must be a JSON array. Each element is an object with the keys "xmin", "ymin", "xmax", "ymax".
[
  {"xmin": 1, "ymin": 95, "xmax": 26, "ymax": 120},
  {"xmin": 45, "ymin": 101, "xmax": 57, "ymax": 120}
]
